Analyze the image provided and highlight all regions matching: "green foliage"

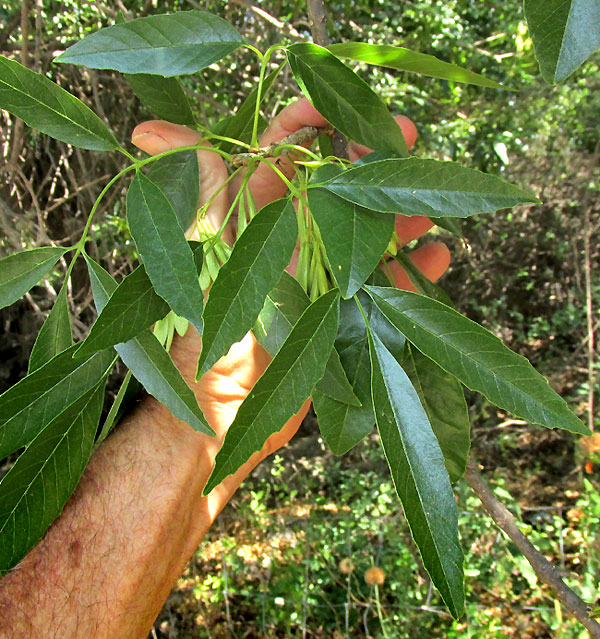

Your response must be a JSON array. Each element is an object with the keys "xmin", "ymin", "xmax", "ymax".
[{"xmin": 0, "ymin": 2, "xmax": 596, "ymax": 623}]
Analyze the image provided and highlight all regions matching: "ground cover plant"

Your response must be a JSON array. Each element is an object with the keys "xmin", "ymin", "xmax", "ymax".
[{"xmin": 0, "ymin": 0, "xmax": 598, "ymax": 631}]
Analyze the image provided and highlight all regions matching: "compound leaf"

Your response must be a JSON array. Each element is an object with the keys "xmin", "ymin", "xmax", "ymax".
[
  {"xmin": 0, "ymin": 55, "xmax": 118, "ymax": 150},
  {"xmin": 85, "ymin": 256, "xmax": 213, "ymax": 435},
  {"xmin": 197, "ymin": 199, "xmax": 296, "ymax": 378},
  {"xmin": 524, "ymin": 0, "xmax": 600, "ymax": 83},
  {"xmin": 28, "ymin": 284, "xmax": 73, "ymax": 373},
  {"xmin": 368, "ymin": 327, "xmax": 464, "ymax": 618},
  {"xmin": 328, "ymin": 42, "xmax": 505, "ymax": 89},
  {"xmin": 0, "ymin": 345, "xmax": 116, "ymax": 461},
  {"xmin": 311, "ymin": 158, "xmax": 539, "ymax": 217},
  {"xmin": 204, "ymin": 290, "xmax": 340, "ymax": 494},
  {"xmin": 126, "ymin": 171, "xmax": 204, "ymax": 333},
  {"xmin": 56, "ymin": 11, "xmax": 244, "ymax": 77},
  {"xmin": 0, "ymin": 384, "xmax": 104, "ymax": 575},
  {"xmin": 74, "ymin": 263, "xmax": 170, "ymax": 359},
  {"xmin": 0, "ymin": 247, "xmax": 70, "ymax": 310},
  {"xmin": 365, "ymin": 286, "xmax": 589, "ymax": 435},
  {"xmin": 287, "ymin": 43, "xmax": 408, "ymax": 156}
]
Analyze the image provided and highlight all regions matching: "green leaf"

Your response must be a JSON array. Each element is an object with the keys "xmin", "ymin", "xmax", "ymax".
[
  {"xmin": 308, "ymin": 167, "xmax": 395, "ymax": 298},
  {"xmin": 365, "ymin": 286, "xmax": 589, "ymax": 435},
  {"xmin": 56, "ymin": 11, "xmax": 245, "ymax": 77},
  {"xmin": 0, "ymin": 383, "xmax": 104, "ymax": 574},
  {"xmin": 286, "ymin": 43, "xmax": 408, "ymax": 157},
  {"xmin": 28, "ymin": 283, "xmax": 73, "ymax": 373},
  {"xmin": 0, "ymin": 345, "xmax": 116, "ymax": 461},
  {"xmin": 0, "ymin": 246, "xmax": 70, "ymax": 310},
  {"xmin": 314, "ymin": 291, "xmax": 405, "ymax": 455},
  {"xmin": 85, "ymin": 256, "xmax": 213, "ymax": 435},
  {"xmin": 74, "ymin": 263, "xmax": 170, "ymax": 359},
  {"xmin": 125, "ymin": 73, "xmax": 195, "ymax": 125},
  {"xmin": 204, "ymin": 290, "xmax": 340, "ymax": 494},
  {"xmin": 145, "ymin": 150, "xmax": 199, "ymax": 232},
  {"xmin": 524, "ymin": 0, "xmax": 600, "ymax": 83},
  {"xmin": 126, "ymin": 171, "xmax": 204, "ymax": 333},
  {"xmin": 430, "ymin": 216, "xmax": 463, "ymax": 236},
  {"xmin": 311, "ymin": 157, "xmax": 539, "ymax": 217},
  {"xmin": 253, "ymin": 272, "xmax": 359, "ymax": 406},
  {"xmin": 403, "ymin": 346, "xmax": 470, "ymax": 483},
  {"xmin": 328, "ymin": 42, "xmax": 505, "ymax": 89},
  {"xmin": 0, "ymin": 55, "xmax": 118, "ymax": 150},
  {"xmin": 368, "ymin": 327, "xmax": 464, "ymax": 618},
  {"xmin": 393, "ymin": 250, "xmax": 454, "ymax": 306},
  {"xmin": 218, "ymin": 67, "xmax": 280, "ymax": 153},
  {"xmin": 197, "ymin": 199, "xmax": 297, "ymax": 378}
]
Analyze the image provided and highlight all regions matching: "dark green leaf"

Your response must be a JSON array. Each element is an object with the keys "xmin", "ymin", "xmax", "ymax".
[
  {"xmin": 74, "ymin": 263, "xmax": 170, "ymax": 359},
  {"xmin": 311, "ymin": 158, "xmax": 539, "ymax": 217},
  {"xmin": 204, "ymin": 290, "xmax": 340, "ymax": 494},
  {"xmin": 0, "ymin": 345, "xmax": 116, "ymax": 461},
  {"xmin": 145, "ymin": 150, "xmax": 199, "ymax": 232},
  {"xmin": 328, "ymin": 42, "xmax": 505, "ymax": 89},
  {"xmin": 0, "ymin": 384, "xmax": 104, "ymax": 575},
  {"xmin": 0, "ymin": 246, "xmax": 70, "ymax": 310},
  {"xmin": 365, "ymin": 286, "xmax": 589, "ymax": 435},
  {"xmin": 56, "ymin": 11, "xmax": 244, "ymax": 77},
  {"xmin": 125, "ymin": 73, "xmax": 195, "ymax": 125},
  {"xmin": 126, "ymin": 171, "xmax": 204, "ymax": 333},
  {"xmin": 28, "ymin": 283, "xmax": 73, "ymax": 373},
  {"xmin": 85, "ymin": 256, "xmax": 213, "ymax": 435},
  {"xmin": 393, "ymin": 251, "xmax": 454, "ymax": 306},
  {"xmin": 308, "ymin": 167, "xmax": 395, "ymax": 298},
  {"xmin": 197, "ymin": 199, "xmax": 296, "ymax": 378},
  {"xmin": 430, "ymin": 216, "xmax": 463, "ymax": 236},
  {"xmin": 403, "ymin": 346, "xmax": 470, "ymax": 483},
  {"xmin": 314, "ymin": 291, "xmax": 405, "ymax": 455},
  {"xmin": 0, "ymin": 55, "xmax": 118, "ymax": 150},
  {"xmin": 218, "ymin": 67, "xmax": 279, "ymax": 153},
  {"xmin": 368, "ymin": 328, "xmax": 464, "ymax": 618},
  {"xmin": 253, "ymin": 272, "xmax": 359, "ymax": 406},
  {"xmin": 286, "ymin": 43, "xmax": 408, "ymax": 156},
  {"xmin": 524, "ymin": 0, "xmax": 600, "ymax": 83}
]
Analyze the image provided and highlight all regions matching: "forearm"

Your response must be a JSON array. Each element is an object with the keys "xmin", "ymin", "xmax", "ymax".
[{"xmin": 0, "ymin": 330, "xmax": 297, "ymax": 639}]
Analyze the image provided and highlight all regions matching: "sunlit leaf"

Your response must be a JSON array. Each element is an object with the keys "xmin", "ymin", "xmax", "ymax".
[
  {"xmin": 368, "ymin": 327, "xmax": 464, "ymax": 618},
  {"xmin": 365, "ymin": 286, "xmax": 589, "ymax": 435},
  {"xmin": 287, "ymin": 43, "xmax": 408, "ymax": 156},
  {"xmin": 28, "ymin": 284, "xmax": 73, "ymax": 373},
  {"xmin": 56, "ymin": 11, "xmax": 244, "ymax": 77},
  {"xmin": 126, "ymin": 171, "xmax": 204, "ymax": 333},
  {"xmin": 0, "ymin": 55, "xmax": 118, "ymax": 150},
  {"xmin": 311, "ymin": 157, "xmax": 539, "ymax": 217},
  {"xmin": 0, "ymin": 247, "xmax": 70, "ymax": 310},
  {"xmin": 197, "ymin": 199, "xmax": 296, "ymax": 378},
  {"xmin": 204, "ymin": 290, "xmax": 340, "ymax": 494},
  {"xmin": 328, "ymin": 42, "xmax": 505, "ymax": 89},
  {"xmin": 85, "ymin": 256, "xmax": 213, "ymax": 435},
  {"xmin": 0, "ymin": 383, "xmax": 104, "ymax": 575},
  {"xmin": 524, "ymin": 0, "xmax": 600, "ymax": 83}
]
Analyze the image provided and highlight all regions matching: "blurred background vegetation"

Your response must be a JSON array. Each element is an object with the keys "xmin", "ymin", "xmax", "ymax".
[{"xmin": 0, "ymin": 0, "xmax": 598, "ymax": 636}]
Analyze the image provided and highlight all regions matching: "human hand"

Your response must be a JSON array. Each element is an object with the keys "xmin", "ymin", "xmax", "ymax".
[{"xmin": 130, "ymin": 98, "xmax": 450, "ymax": 505}]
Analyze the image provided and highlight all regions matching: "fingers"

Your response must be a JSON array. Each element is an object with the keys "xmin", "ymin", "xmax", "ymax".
[
  {"xmin": 131, "ymin": 121, "xmax": 232, "ymax": 243},
  {"xmin": 348, "ymin": 115, "xmax": 418, "ymax": 160},
  {"xmin": 387, "ymin": 242, "xmax": 451, "ymax": 291}
]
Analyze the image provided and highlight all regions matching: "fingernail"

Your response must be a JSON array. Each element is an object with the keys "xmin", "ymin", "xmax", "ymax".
[{"xmin": 131, "ymin": 131, "xmax": 172, "ymax": 155}]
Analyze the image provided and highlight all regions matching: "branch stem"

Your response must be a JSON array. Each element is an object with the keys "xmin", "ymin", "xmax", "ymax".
[{"xmin": 465, "ymin": 460, "xmax": 600, "ymax": 637}]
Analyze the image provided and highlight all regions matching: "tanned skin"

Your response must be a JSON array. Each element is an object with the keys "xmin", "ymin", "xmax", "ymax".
[{"xmin": 0, "ymin": 99, "xmax": 450, "ymax": 639}]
